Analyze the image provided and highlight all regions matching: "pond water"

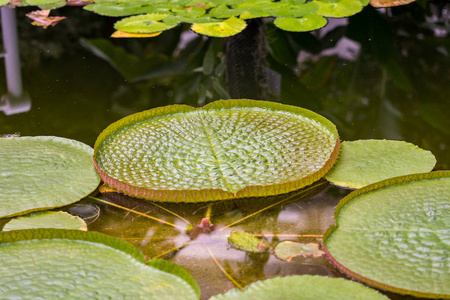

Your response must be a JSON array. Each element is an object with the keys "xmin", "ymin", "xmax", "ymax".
[{"xmin": 1, "ymin": 3, "xmax": 449, "ymax": 299}]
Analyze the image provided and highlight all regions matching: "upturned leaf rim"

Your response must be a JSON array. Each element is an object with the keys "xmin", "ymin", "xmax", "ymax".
[{"xmin": 93, "ymin": 99, "xmax": 340, "ymax": 202}]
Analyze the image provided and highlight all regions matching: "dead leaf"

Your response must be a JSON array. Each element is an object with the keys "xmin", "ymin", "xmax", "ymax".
[
  {"xmin": 26, "ymin": 10, "xmax": 66, "ymax": 29},
  {"xmin": 66, "ymin": 0, "xmax": 94, "ymax": 6},
  {"xmin": 370, "ymin": 0, "xmax": 415, "ymax": 7}
]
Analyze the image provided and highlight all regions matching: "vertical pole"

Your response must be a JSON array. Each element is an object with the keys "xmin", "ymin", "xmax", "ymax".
[{"xmin": 1, "ymin": 6, "xmax": 23, "ymax": 98}]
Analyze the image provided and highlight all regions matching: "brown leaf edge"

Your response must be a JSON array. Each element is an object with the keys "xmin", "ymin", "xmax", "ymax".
[
  {"xmin": 93, "ymin": 99, "xmax": 340, "ymax": 203},
  {"xmin": 323, "ymin": 171, "xmax": 450, "ymax": 299}
]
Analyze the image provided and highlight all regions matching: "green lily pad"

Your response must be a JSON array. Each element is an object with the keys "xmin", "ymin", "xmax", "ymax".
[
  {"xmin": 210, "ymin": 275, "xmax": 389, "ymax": 299},
  {"xmin": 84, "ymin": 2, "xmax": 158, "ymax": 17},
  {"xmin": 93, "ymin": 99, "xmax": 340, "ymax": 202},
  {"xmin": 325, "ymin": 140, "xmax": 436, "ymax": 189},
  {"xmin": 228, "ymin": 230, "xmax": 268, "ymax": 253},
  {"xmin": 313, "ymin": 0, "xmax": 363, "ymax": 17},
  {"xmin": 0, "ymin": 136, "xmax": 101, "ymax": 218},
  {"xmin": 114, "ymin": 13, "xmax": 178, "ymax": 34},
  {"xmin": 2, "ymin": 211, "xmax": 87, "ymax": 231},
  {"xmin": 191, "ymin": 16, "xmax": 247, "ymax": 37},
  {"xmin": 0, "ymin": 229, "xmax": 199, "ymax": 299},
  {"xmin": 324, "ymin": 171, "xmax": 450, "ymax": 298},
  {"xmin": 274, "ymin": 14, "xmax": 327, "ymax": 32},
  {"xmin": 274, "ymin": 241, "xmax": 324, "ymax": 261}
]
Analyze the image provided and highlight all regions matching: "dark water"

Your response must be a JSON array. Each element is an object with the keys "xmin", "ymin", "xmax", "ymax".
[{"xmin": 1, "ymin": 3, "xmax": 449, "ymax": 299}]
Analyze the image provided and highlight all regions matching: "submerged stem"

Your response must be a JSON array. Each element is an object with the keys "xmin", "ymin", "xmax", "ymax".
[
  {"xmin": 207, "ymin": 246, "xmax": 243, "ymax": 290},
  {"xmin": 152, "ymin": 241, "xmax": 193, "ymax": 259},
  {"xmin": 89, "ymin": 196, "xmax": 184, "ymax": 230},
  {"xmin": 220, "ymin": 181, "xmax": 327, "ymax": 231}
]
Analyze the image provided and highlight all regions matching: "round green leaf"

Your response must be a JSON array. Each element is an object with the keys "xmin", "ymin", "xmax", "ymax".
[
  {"xmin": 93, "ymin": 99, "xmax": 340, "ymax": 202},
  {"xmin": 114, "ymin": 13, "xmax": 178, "ymax": 34},
  {"xmin": 191, "ymin": 16, "xmax": 247, "ymax": 37},
  {"xmin": 210, "ymin": 275, "xmax": 389, "ymax": 299},
  {"xmin": 274, "ymin": 14, "xmax": 328, "ymax": 32},
  {"xmin": 274, "ymin": 241, "xmax": 324, "ymax": 261},
  {"xmin": 228, "ymin": 230, "xmax": 268, "ymax": 253},
  {"xmin": 324, "ymin": 171, "xmax": 450, "ymax": 298},
  {"xmin": 325, "ymin": 140, "xmax": 437, "ymax": 189},
  {"xmin": 84, "ymin": 2, "xmax": 158, "ymax": 17},
  {"xmin": 0, "ymin": 136, "xmax": 101, "ymax": 218},
  {"xmin": 2, "ymin": 211, "xmax": 87, "ymax": 231},
  {"xmin": 313, "ymin": 0, "xmax": 363, "ymax": 17},
  {"xmin": 0, "ymin": 229, "xmax": 199, "ymax": 299}
]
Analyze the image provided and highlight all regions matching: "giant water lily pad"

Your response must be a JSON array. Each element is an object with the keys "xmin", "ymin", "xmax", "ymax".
[
  {"xmin": 210, "ymin": 275, "xmax": 389, "ymax": 299},
  {"xmin": 93, "ymin": 99, "xmax": 340, "ymax": 202},
  {"xmin": 325, "ymin": 140, "xmax": 436, "ymax": 189},
  {"xmin": 324, "ymin": 171, "xmax": 450, "ymax": 298},
  {"xmin": 0, "ymin": 229, "xmax": 200, "ymax": 299},
  {"xmin": 0, "ymin": 136, "xmax": 100, "ymax": 218}
]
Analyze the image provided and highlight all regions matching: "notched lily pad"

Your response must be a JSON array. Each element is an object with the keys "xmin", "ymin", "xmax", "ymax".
[
  {"xmin": 0, "ymin": 136, "xmax": 101, "ymax": 218},
  {"xmin": 0, "ymin": 229, "xmax": 200, "ymax": 299},
  {"xmin": 191, "ymin": 16, "xmax": 247, "ymax": 37},
  {"xmin": 2, "ymin": 211, "xmax": 87, "ymax": 231},
  {"xmin": 228, "ymin": 230, "xmax": 268, "ymax": 253},
  {"xmin": 274, "ymin": 14, "xmax": 327, "ymax": 32},
  {"xmin": 210, "ymin": 275, "xmax": 389, "ymax": 299},
  {"xmin": 93, "ymin": 99, "xmax": 340, "ymax": 202},
  {"xmin": 274, "ymin": 241, "xmax": 324, "ymax": 261},
  {"xmin": 324, "ymin": 171, "xmax": 450, "ymax": 298},
  {"xmin": 325, "ymin": 140, "xmax": 436, "ymax": 189}
]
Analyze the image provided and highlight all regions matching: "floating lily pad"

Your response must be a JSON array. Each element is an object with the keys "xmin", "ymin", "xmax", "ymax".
[
  {"xmin": 228, "ymin": 230, "xmax": 268, "ymax": 253},
  {"xmin": 0, "ymin": 229, "xmax": 199, "ymax": 299},
  {"xmin": 114, "ymin": 13, "xmax": 178, "ymax": 34},
  {"xmin": 274, "ymin": 241, "xmax": 324, "ymax": 261},
  {"xmin": 325, "ymin": 140, "xmax": 436, "ymax": 189},
  {"xmin": 274, "ymin": 14, "xmax": 327, "ymax": 32},
  {"xmin": 191, "ymin": 16, "xmax": 247, "ymax": 37},
  {"xmin": 0, "ymin": 136, "xmax": 101, "ymax": 218},
  {"xmin": 324, "ymin": 171, "xmax": 450, "ymax": 298},
  {"xmin": 2, "ymin": 211, "xmax": 87, "ymax": 231},
  {"xmin": 209, "ymin": 275, "xmax": 389, "ymax": 299},
  {"xmin": 314, "ymin": 0, "xmax": 363, "ymax": 18},
  {"xmin": 93, "ymin": 99, "xmax": 340, "ymax": 202}
]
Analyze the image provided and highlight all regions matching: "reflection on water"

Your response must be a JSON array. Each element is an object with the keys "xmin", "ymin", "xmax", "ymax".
[{"xmin": 1, "ymin": 2, "xmax": 449, "ymax": 299}]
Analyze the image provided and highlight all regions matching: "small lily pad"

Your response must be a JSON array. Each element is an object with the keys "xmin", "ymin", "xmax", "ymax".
[
  {"xmin": 114, "ymin": 13, "xmax": 178, "ymax": 34},
  {"xmin": 0, "ymin": 229, "xmax": 200, "ymax": 299},
  {"xmin": 210, "ymin": 275, "xmax": 389, "ymax": 299},
  {"xmin": 274, "ymin": 241, "xmax": 324, "ymax": 261},
  {"xmin": 324, "ymin": 171, "xmax": 450, "ymax": 298},
  {"xmin": 314, "ymin": 0, "xmax": 363, "ymax": 18},
  {"xmin": 2, "ymin": 211, "xmax": 87, "ymax": 231},
  {"xmin": 0, "ymin": 136, "xmax": 101, "ymax": 218},
  {"xmin": 191, "ymin": 16, "xmax": 247, "ymax": 37},
  {"xmin": 325, "ymin": 140, "xmax": 436, "ymax": 189},
  {"xmin": 228, "ymin": 231, "xmax": 268, "ymax": 253},
  {"xmin": 274, "ymin": 14, "xmax": 327, "ymax": 32}
]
